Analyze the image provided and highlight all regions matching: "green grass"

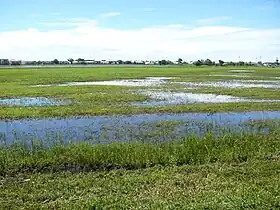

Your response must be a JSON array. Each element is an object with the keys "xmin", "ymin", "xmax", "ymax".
[
  {"xmin": 1, "ymin": 66, "xmax": 280, "ymax": 119},
  {"xmin": 1, "ymin": 161, "xmax": 280, "ymax": 209},
  {"xmin": 1, "ymin": 128, "xmax": 280, "ymax": 175},
  {"xmin": 2, "ymin": 66, "xmax": 280, "ymax": 208},
  {"xmin": 1, "ymin": 129, "xmax": 280, "ymax": 209}
]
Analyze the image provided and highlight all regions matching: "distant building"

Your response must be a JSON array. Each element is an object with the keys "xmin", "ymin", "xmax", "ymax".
[
  {"xmin": 59, "ymin": 61, "xmax": 70, "ymax": 65},
  {"xmin": 9, "ymin": 60, "xmax": 21, "ymax": 65},
  {"xmin": 0, "ymin": 59, "xmax": 9, "ymax": 65},
  {"xmin": 263, "ymin": 62, "xmax": 277, "ymax": 67},
  {"xmin": 101, "ymin": 60, "xmax": 109, "ymax": 64}
]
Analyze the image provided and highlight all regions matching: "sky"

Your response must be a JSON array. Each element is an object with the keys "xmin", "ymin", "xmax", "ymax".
[{"xmin": 0, "ymin": 0, "xmax": 279, "ymax": 62}]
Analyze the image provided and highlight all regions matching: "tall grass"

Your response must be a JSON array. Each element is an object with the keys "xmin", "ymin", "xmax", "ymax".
[{"xmin": 1, "ymin": 128, "xmax": 279, "ymax": 175}]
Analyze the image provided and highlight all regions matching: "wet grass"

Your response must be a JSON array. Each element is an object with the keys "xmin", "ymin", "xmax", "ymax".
[
  {"xmin": 185, "ymin": 87, "xmax": 280, "ymax": 100},
  {"xmin": 1, "ymin": 66, "xmax": 277, "ymax": 84},
  {"xmin": 1, "ymin": 65, "xmax": 280, "ymax": 208},
  {"xmin": 2, "ymin": 102, "xmax": 280, "ymax": 120},
  {"xmin": 1, "ymin": 127, "xmax": 280, "ymax": 209},
  {"xmin": 1, "ymin": 66, "xmax": 280, "ymax": 119},
  {"xmin": 1, "ymin": 161, "xmax": 280, "ymax": 209},
  {"xmin": 0, "ymin": 132, "xmax": 279, "ymax": 176}
]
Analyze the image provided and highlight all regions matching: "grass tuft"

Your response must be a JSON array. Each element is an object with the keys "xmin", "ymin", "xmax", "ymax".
[{"xmin": 1, "ymin": 130, "xmax": 279, "ymax": 176}]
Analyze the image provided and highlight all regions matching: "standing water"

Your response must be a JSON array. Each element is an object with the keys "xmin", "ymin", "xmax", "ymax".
[{"xmin": 1, "ymin": 111, "xmax": 280, "ymax": 146}]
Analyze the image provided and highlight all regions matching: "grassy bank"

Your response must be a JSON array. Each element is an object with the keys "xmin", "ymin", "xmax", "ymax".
[
  {"xmin": 1, "ymin": 128, "xmax": 280, "ymax": 176},
  {"xmin": 1, "ymin": 130, "xmax": 280, "ymax": 209}
]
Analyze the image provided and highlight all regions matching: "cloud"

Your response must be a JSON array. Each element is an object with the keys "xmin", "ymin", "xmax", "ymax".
[
  {"xmin": 0, "ymin": 20, "xmax": 279, "ymax": 62},
  {"xmin": 99, "ymin": 12, "xmax": 121, "ymax": 18},
  {"xmin": 196, "ymin": 16, "xmax": 231, "ymax": 24},
  {"xmin": 143, "ymin": 8, "xmax": 156, "ymax": 12}
]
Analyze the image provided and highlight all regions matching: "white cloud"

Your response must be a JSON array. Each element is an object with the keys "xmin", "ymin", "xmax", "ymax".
[
  {"xmin": 196, "ymin": 16, "xmax": 231, "ymax": 24},
  {"xmin": 0, "ymin": 19, "xmax": 279, "ymax": 62},
  {"xmin": 99, "ymin": 12, "xmax": 121, "ymax": 18}
]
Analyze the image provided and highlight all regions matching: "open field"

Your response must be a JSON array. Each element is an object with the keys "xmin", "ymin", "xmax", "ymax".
[
  {"xmin": 1, "ymin": 66, "xmax": 280, "ymax": 119},
  {"xmin": 1, "ymin": 66, "xmax": 280, "ymax": 209}
]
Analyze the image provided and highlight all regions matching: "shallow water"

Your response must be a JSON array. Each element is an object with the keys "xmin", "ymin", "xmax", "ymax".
[
  {"xmin": 1, "ymin": 111, "xmax": 279, "ymax": 146},
  {"xmin": 0, "ymin": 97, "xmax": 66, "ymax": 107},
  {"xmin": 182, "ymin": 80, "xmax": 280, "ymax": 89},
  {"xmin": 33, "ymin": 77, "xmax": 174, "ymax": 87},
  {"xmin": 33, "ymin": 76, "xmax": 280, "ymax": 90},
  {"xmin": 134, "ymin": 91, "xmax": 247, "ymax": 106},
  {"xmin": 229, "ymin": 70, "xmax": 256, "ymax": 73},
  {"xmin": 133, "ymin": 90, "xmax": 280, "ymax": 106}
]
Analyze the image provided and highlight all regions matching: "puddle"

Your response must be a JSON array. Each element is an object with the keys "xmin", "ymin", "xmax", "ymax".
[
  {"xmin": 32, "ymin": 76, "xmax": 280, "ymax": 90},
  {"xmin": 33, "ymin": 77, "xmax": 175, "ymax": 87},
  {"xmin": 0, "ymin": 97, "xmax": 66, "ymax": 107},
  {"xmin": 134, "ymin": 91, "xmax": 246, "ymax": 106},
  {"xmin": 1, "ymin": 111, "xmax": 280, "ymax": 146},
  {"xmin": 29, "ymin": 76, "xmax": 280, "ymax": 107},
  {"xmin": 182, "ymin": 80, "xmax": 280, "ymax": 89},
  {"xmin": 134, "ymin": 91, "xmax": 280, "ymax": 106},
  {"xmin": 206, "ymin": 74, "xmax": 254, "ymax": 78},
  {"xmin": 234, "ymin": 79, "xmax": 280, "ymax": 84},
  {"xmin": 229, "ymin": 70, "xmax": 256, "ymax": 73}
]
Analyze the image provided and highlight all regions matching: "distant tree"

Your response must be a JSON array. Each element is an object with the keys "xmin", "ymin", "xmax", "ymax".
[
  {"xmin": 76, "ymin": 58, "xmax": 85, "ymax": 64},
  {"xmin": 76, "ymin": 58, "xmax": 85, "ymax": 62},
  {"xmin": 177, "ymin": 58, "xmax": 183, "ymax": 64},
  {"xmin": 218, "ymin": 60, "xmax": 225, "ymax": 66},
  {"xmin": 124, "ymin": 60, "xmax": 132, "ymax": 64},
  {"xmin": 238, "ymin": 61, "xmax": 245, "ymax": 66},
  {"xmin": 193, "ymin": 60, "xmax": 203, "ymax": 66},
  {"xmin": 53, "ymin": 59, "xmax": 59, "ymax": 65},
  {"xmin": 117, "ymin": 60, "xmax": 123, "ymax": 64},
  {"xmin": 68, "ymin": 58, "xmax": 74, "ymax": 64},
  {"xmin": 204, "ymin": 58, "xmax": 213, "ymax": 66},
  {"xmin": 257, "ymin": 61, "xmax": 263, "ymax": 66},
  {"xmin": 167, "ymin": 60, "xmax": 174, "ymax": 65},
  {"xmin": 276, "ymin": 57, "xmax": 279, "ymax": 65},
  {"xmin": 159, "ymin": 60, "xmax": 168, "ymax": 65},
  {"xmin": 228, "ymin": 61, "xmax": 235, "ymax": 66}
]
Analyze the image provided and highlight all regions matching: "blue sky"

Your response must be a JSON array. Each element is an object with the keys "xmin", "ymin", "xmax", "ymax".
[
  {"xmin": 0, "ymin": 0, "xmax": 279, "ymax": 61},
  {"xmin": 1, "ymin": 0, "xmax": 279, "ymax": 31}
]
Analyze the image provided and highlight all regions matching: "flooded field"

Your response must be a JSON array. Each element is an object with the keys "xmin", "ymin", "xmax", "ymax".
[
  {"xmin": 1, "ymin": 111, "xmax": 280, "ymax": 146},
  {"xmin": 32, "ymin": 77, "xmax": 174, "ymax": 87},
  {"xmin": 32, "ymin": 76, "xmax": 280, "ymax": 90},
  {"xmin": 1, "ymin": 67, "xmax": 280, "ymax": 142},
  {"xmin": 28, "ymin": 75, "xmax": 280, "ymax": 107},
  {"xmin": 133, "ymin": 91, "xmax": 280, "ymax": 106},
  {"xmin": 228, "ymin": 70, "xmax": 256, "ymax": 73},
  {"xmin": 0, "ymin": 97, "xmax": 66, "ymax": 107},
  {"xmin": 181, "ymin": 80, "xmax": 280, "ymax": 89}
]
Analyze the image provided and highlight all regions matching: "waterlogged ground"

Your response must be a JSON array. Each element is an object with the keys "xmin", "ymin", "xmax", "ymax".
[
  {"xmin": 1, "ymin": 67, "xmax": 280, "ymax": 141},
  {"xmin": 1, "ymin": 66, "xmax": 280, "ymax": 119},
  {"xmin": 0, "ymin": 97, "xmax": 67, "ymax": 107},
  {"xmin": 1, "ymin": 111, "xmax": 280, "ymax": 146},
  {"xmin": 2, "ymin": 66, "xmax": 280, "ymax": 209}
]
